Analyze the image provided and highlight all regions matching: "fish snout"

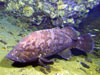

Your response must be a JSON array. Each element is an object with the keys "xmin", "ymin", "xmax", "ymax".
[
  {"xmin": 6, "ymin": 53, "xmax": 20, "ymax": 62},
  {"xmin": 6, "ymin": 51, "xmax": 24, "ymax": 63}
]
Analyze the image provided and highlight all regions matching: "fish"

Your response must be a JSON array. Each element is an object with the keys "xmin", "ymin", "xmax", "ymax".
[{"xmin": 6, "ymin": 26, "xmax": 94, "ymax": 66}]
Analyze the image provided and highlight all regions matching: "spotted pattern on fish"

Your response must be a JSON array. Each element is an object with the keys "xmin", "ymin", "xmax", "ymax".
[
  {"xmin": 6, "ymin": 26, "xmax": 94, "ymax": 63},
  {"xmin": 7, "ymin": 27, "xmax": 72, "ymax": 62}
]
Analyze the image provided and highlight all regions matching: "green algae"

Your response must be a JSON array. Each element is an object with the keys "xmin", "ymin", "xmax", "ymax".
[{"xmin": 23, "ymin": 6, "xmax": 34, "ymax": 17}]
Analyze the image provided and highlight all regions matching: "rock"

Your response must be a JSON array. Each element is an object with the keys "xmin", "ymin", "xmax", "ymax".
[
  {"xmin": 4, "ymin": 0, "xmax": 100, "ymax": 27},
  {"xmin": 80, "ymin": 62, "xmax": 90, "ymax": 69}
]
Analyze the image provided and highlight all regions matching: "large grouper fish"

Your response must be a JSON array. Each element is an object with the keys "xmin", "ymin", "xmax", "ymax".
[{"xmin": 6, "ymin": 26, "xmax": 94, "ymax": 66}]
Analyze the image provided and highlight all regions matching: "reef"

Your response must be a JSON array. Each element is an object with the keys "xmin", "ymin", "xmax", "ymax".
[{"xmin": 2, "ymin": 0, "xmax": 100, "ymax": 27}]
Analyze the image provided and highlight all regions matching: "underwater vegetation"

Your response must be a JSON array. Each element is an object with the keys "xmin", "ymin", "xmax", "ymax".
[{"xmin": 1, "ymin": 0, "xmax": 100, "ymax": 27}]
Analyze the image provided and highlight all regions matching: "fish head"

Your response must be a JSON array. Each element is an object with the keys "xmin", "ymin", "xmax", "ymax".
[{"xmin": 6, "ymin": 44, "xmax": 38, "ymax": 63}]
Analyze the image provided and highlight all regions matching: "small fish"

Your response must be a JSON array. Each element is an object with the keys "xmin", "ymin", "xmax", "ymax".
[{"xmin": 6, "ymin": 26, "xmax": 94, "ymax": 66}]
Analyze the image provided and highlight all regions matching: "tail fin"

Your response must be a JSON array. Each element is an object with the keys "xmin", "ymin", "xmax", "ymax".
[{"xmin": 76, "ymin": 33, "xmax": 94, "ymax": 53}]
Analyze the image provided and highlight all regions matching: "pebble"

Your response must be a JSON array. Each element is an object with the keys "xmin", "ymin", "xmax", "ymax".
[
  {"xmin": 79, "ymin": 67, "xmax": 86, "ymax": 72},
  {"xmin": 55, "ymin": 73, "xmax": 61, "ymax": 75},
  {"xmin": 16, "ymin": 40, "xmax": 20, "ymax": 42},
  {"xmin": 22, "ymin": 74, "xmax": 27, "ymax": 75},
  {"xmin": 45, "ymin": 65, "xmax": 51, "ymax": 73},
  {"xmin": 40, "ymin": 68, "xmax": 48, "ymax": 74},
  {"xmin": 85, "ymin": 58, "xmax": 92, "ymax": 63},
  {"xmin": 96, "ymin": 66, "xmax": 100, "ymax": 73},
  {"xmin": 0, "ymin": 39, "xmax": 7, "ymax": 45},
  {"xmin": 8, "ymin": 31, "xmax": 14, "ymax": 35},
  {"xmin": 17, "ymin": 33, "xmax": 25, "ymax": 37},
  {"xmin": 7, "ymin": 46, "xmax": 14, "ymax": 48},
  {"xmin": 80, "ymin": 62, "xmax": 90, "ymax": 69},
  {"xmin": 1, "ymin": 46, "xmax": 6, "ymax": 50},
  {"xmin": 18, "ymin": 68, "xmax": 25, "ymax": 72}
]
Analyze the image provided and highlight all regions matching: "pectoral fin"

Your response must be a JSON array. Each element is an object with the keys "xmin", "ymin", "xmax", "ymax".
[
  {"xmin": 58, "ymin": 49, "xmax": 72, "ymax": 60},
  {"xmin": 38, "ymin": 55, "xmax": 53, "ymax": 67},
  {"xmin": 38, "ymin": 57, "xmax": 53, "ymax": 73},
  {"xmin": 39, "ymin": 57, "xmax": 53, "ymax": 64}
]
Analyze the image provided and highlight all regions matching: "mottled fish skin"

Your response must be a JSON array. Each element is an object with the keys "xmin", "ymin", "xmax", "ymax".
[
  {"xmin": 6, "ymin": 27, "xmax": 77, "ymax": 63},
  {"xmin": 6, "ymin": 26, "xmax": 94, "ymax": 64}
]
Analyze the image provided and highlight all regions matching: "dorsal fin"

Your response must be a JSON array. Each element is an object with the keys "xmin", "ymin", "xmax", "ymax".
[{"xmin": 61, "ymin": 26, "xmax": 78, "ymax": 40}]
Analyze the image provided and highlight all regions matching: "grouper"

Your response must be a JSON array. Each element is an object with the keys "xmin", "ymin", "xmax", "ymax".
[{"xmin": 6, "ymin": 26, "xmax": 94, "ymax": 66}]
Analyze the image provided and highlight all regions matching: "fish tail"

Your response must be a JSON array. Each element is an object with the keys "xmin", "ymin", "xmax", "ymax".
[{"xmin": 76, "ymin": 33, "xmax": 94, "ymax": 53}]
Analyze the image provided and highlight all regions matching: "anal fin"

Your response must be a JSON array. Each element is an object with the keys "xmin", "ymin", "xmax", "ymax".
[{"xmin": 58, "ymin": 49, "xmax": 72, "ymax": 60}]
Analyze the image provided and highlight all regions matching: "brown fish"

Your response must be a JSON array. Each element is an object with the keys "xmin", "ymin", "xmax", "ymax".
[{"xmin": 6, "ymin": 26, "xmax": 94, "ymax": 66}]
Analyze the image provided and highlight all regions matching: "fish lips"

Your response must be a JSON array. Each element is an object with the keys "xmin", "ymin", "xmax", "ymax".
[
  {"xmin": 6, "ymin": 52, "xmax": 38, "ymax": 63},
  {"xmin": 6, "ymin": 52, "xmax": 23, "ymax": 63}
]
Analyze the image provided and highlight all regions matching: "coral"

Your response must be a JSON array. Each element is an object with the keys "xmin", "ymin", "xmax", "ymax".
[
  {"xmin": 4, "ymin": 0, "xmax": 100, "ymax": 27},
  {"xmin": 22, "ymin": 6, "xmax": 34, "ymax": 17}
]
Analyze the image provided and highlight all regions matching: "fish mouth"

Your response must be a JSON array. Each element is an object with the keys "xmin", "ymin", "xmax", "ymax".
[{"xmin": 6, "ymin": 52, "xmax": 23, "ymax": 63}]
